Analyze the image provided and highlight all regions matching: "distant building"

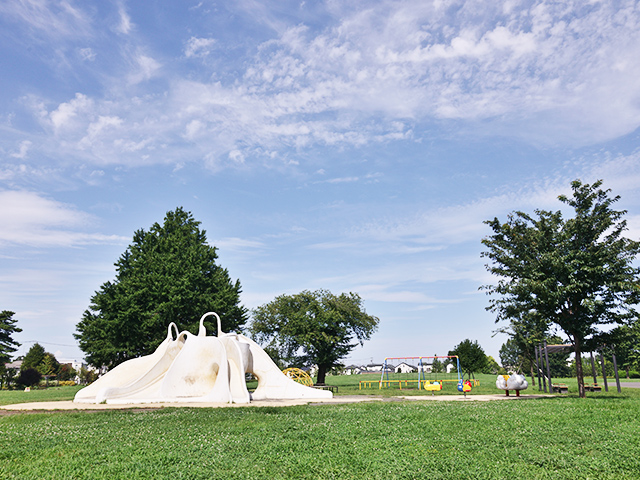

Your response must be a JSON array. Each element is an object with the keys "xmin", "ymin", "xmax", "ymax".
[
  {"xmin": 5, "ymin": 360, "xmax": 22, "ymax": 371},
  {"xmin": 344, "ymin": 365, "xmax": 364, "ymax": 375},
  {"xmin": 395, "ymin": 362, "xmax": 418, "ymax": 374}
]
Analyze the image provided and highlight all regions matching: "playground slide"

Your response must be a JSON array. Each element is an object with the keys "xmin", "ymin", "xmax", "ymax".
[
  {"xmin": 74, "ymin": 313, "xmax": 332, "ymax": 404},
  {"xmin": 237, "ymin": 333, "xmax": 333, "ymax": 400},
  {"xmin": 74, "ymin": 323, "xmax": 185, "ymax": 404}
]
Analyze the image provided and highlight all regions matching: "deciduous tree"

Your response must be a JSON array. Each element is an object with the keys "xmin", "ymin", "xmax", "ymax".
[
  {"xmin": 38, "ymin": 352, "xmax": 61, "ymax": 377},
  {"xmin": 448, "ymin": 339, "xmax": 488, "ymax": 378},
  {"xmin": 251, "ymin": 289, "xmax": 379, "ymax": 385},
  {"xmin": 482, "ymin": 180, "xmax": 640, "ymax": 397},
  {"xmin": 75, "ymin": 207, "xmax": 247, "ymax": 369},
  {"xmin": 22, "ymin": 343, "xmax": 45, "ymax": 371}
]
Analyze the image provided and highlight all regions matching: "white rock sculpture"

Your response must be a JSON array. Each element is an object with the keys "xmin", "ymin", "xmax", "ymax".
[{"xmin": 74, "ymin": 312, "xmax": 332, "ymax": 404}]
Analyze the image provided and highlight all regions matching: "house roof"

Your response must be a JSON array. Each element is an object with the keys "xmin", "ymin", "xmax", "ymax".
[{"xmin": 5, "ymin": 360, "xmax": 22, "ymax": 369}]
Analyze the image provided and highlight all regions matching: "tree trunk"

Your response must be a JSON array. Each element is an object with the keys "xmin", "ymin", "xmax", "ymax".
[
  {"xmin": 529, "ymin": 363, "xmax": 536, "ymax": 386},
  {"xmin": 316, "ymin": 365, "xmax": 328, "ymax": 385},
  {"xmin": 574, "ymin": 338, "xmax": 585, "ymax": 398}
]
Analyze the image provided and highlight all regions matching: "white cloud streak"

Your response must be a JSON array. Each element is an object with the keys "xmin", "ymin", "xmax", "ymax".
[
  {"xmin": 0, "ymin": 190, "xmax": 127, "ymax": 248},
  {"xmin": 0, "ymin": 0, "xmax": 92, "ymax": 40}
]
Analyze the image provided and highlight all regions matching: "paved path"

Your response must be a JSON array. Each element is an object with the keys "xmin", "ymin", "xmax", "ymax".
[
  {"xmin": 1, "ymin": 393, "xmax": 553, "ymax": 412},
  {"xmin": 621, "ymin": 382, "xmax": 640, "ymax": 388}
]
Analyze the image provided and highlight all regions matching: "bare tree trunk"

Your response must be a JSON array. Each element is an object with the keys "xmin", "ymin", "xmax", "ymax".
[
  {"xmin": 529, "ymin": 363, "xmax": 536, "ymax": 386},
  {"xmin": 574, "ymin": 338, "xmax": 585, "ymax": 398}
]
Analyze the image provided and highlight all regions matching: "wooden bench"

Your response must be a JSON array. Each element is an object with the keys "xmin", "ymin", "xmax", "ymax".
[
  {"xmin": 312, "ymin": 385, "xmax": 338, "ymax": 393},
  {"xmin": 585, "ymin": 384, "xmax": 602, "ymax": 392},
  {"xmin": 552, "ymin": 383, "xmax": 568, "ymax": 393}
]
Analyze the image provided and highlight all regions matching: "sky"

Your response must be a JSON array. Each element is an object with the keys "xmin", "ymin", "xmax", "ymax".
[{"xmin": 2, "ymin": 0, "xmax": 640, "ymax": 367}]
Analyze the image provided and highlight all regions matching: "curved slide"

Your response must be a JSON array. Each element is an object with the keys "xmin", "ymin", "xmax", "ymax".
[{"xmin": 74, "ymin": 313, "xmax": 332, "ymax": 404}]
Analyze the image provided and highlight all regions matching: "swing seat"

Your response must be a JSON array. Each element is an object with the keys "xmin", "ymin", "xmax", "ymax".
[
  {"xmin": 457, "ymin": 381, "xmax": 472, "ymax": 392},
  {"xmin": 424, "ymin": 381, "xmax": 442, "ymax": 391}
]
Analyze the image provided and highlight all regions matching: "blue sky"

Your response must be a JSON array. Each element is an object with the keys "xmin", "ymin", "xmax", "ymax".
[{"xmin": 2, "ymin": 0, "xmax": 640, "ymax": 366}]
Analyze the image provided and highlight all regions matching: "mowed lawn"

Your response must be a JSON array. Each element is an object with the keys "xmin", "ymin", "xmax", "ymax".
[{"xmin": 1, "ymin": 383, "xmax": 640, "ymax": 479}]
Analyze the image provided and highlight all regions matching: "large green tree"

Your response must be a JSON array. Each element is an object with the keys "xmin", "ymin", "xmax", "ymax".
[
  {"xmin": 250, "ymin": 289, "xmax": 379, "ymax": 384},
  {"xmin": 21, "ymin": 343, "xmax": 45, "ymax": 370},
  {"xmin": 75, "ymin": 207, "xmax": 247, "ymax": 369},
  {"xmin": 0, "ymin": 310, "xmax": 22, "ymax": 364},
  {"xmin": 482, "ymin": 180, "xmax": 640, "ymax": 397},
  {"xmin": 448, "ymin": 339, "xmax": 488, "ymax": 379}
]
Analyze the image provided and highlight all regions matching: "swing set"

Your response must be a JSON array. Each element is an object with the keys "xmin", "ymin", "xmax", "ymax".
[{"xmin": 359, "ymin": 356, "xmax": 469, "ymax": 391}]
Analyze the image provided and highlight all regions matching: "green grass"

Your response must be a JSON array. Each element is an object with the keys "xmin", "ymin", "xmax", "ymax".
[
  {"xmin": 324, "ymin": 372, "xmax": 640, "ymax": 397},
  {"xmin": 0, "ymin": 385, "xmax": 83, "ymax": 406},
  {"xmin": 2, "ymin": 394, "xmax": 640, "ymax": 479}
]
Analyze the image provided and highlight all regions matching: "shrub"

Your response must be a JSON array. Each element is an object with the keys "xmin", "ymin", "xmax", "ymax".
[{"xmin": 17, "ymin": 368, "xmax": 42, "ymax": 387}]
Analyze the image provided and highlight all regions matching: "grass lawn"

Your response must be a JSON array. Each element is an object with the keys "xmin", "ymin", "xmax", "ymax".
[
  {"xmin": 0, "ymin": 385, "xmax": 84, "ymax": 406},
  {"xmin": 324, "ymin": 372, "xmax": 637, "ymax": 396},
  {"xmin": 2, "ymin": 382, "xmax": 640, "ymax": 479}
]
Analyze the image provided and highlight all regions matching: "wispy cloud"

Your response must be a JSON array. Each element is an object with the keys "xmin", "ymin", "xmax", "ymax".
[
  {"xmin": 10, "ymin": 140, "xmax": 32, "ymax": 159},
  {"xmin": 13, "ymin": 1, "xmax": 640, "ymax": 171},
  {"xmin": 0, "ymin": 190, "xmax": 127, "ymax": 248},
  {"xmin": 116, "ymin": 2, "xmax": 133, "ymax": 35},
  {"xmin": 0, "ymin": 0, "xmax": 93, "ymax": 41},
  {"xmin": 184, "ymin": 37, "xmax": 216, "ymax": 58}
]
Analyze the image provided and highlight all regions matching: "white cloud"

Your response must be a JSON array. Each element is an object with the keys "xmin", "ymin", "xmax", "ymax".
[
  {"xmin": 0, "ymin": 190, "xmax": 127, "ymax": 248},
  {"xmin": 212, "ymin": 237, "xmax": 265, "ymax": 253},
  {"xmin": 116, "ymin": 3, "xmax": 133, "ymax": 34},
  {"xmin": 49, "ymin": 93, "xmax": 93, "ymax": 132},
  {"xmin": 128, "ymin": 53, "xmax": 161, "ymax": 84},
  {"xmin": 10, "ymin": 140, "xmax": 32, "ymax": 159},
  {"xmin": 184, "ymin": 37, "xmax": 216, "ymax": 58},
  {"xmin": 0, "ymin": 0, "xmax": 92, "ymax": 40},
  {"xmin": 325, "ymin": 176, "xmax": 359, "ymax": 184},
  {"xmin": 17, "ymin": 1, "xmax": 640, "ymax": 169},
  {"xmin": 78, "ymin": 47, "xmax": 96, "ymax": 61},
  {"xmin": 80, "ymin": 116, "xmax": 123, "ymax": 148}
]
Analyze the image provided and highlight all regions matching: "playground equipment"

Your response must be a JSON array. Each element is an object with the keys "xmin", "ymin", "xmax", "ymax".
[
  {"xmin": 359, "ymin": 356, "xmax": 463, "ymax": 391},
  {"xmin": 496, "ymin": 374, "xmax": 528, "ymax": 396},
  {"xmin": 282, "ymin": 368, "xmax": 313, "ymax": 387},
  {"xmin": 535, "ymin": 342, "xmax": 622, "ymax": 394},
  {"xmin": 74, "ymin": 312, "xmax": 332, "ymax": 404},
  {"xmin": 457, "ymin": 380, "xmax": 472, "ymax": 393}
]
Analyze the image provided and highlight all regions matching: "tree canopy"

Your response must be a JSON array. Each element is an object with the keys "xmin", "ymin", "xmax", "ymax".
[
  {"xmin": 482, "ymin": 180, "xmax": 640, "ymax": 397},
  {"xmin": 75, "ymin": 207, "xmax": 247, "ymax": 369},
  {"xmin": 591, "ymin": 324, "xmax": 640, "ymax": 378},
  {"xmin": 0, "ymin": 310, "xmax": 22, "ymax": 364},
  {"xmin": 22, "ymin": 343, "xmax": 45, "ymax": 370},
  {"xmin": 448, "ymin": 339, "xmax": 488, "ymax": 378},
  {"xmin": 250, "ymin": 289, "xmax": 379, "ymax": 384}
]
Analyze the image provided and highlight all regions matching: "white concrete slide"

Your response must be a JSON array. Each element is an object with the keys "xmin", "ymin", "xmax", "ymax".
[{"xmin": 74, "ymin": 312, "xmax": 332, "ymax": 404}]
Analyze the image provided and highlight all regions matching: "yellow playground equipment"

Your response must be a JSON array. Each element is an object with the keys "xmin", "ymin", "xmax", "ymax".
[
  {"xmin": 423, "ymin": 381, "xmax": 443, "ymax": 392},
  {"xmin": 282, "ymin": 368, "xmax": 314, "ymax": 387},
  {"xmin": 358, "ymin": 356, "xmax": 472, "ymax": 392}
]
